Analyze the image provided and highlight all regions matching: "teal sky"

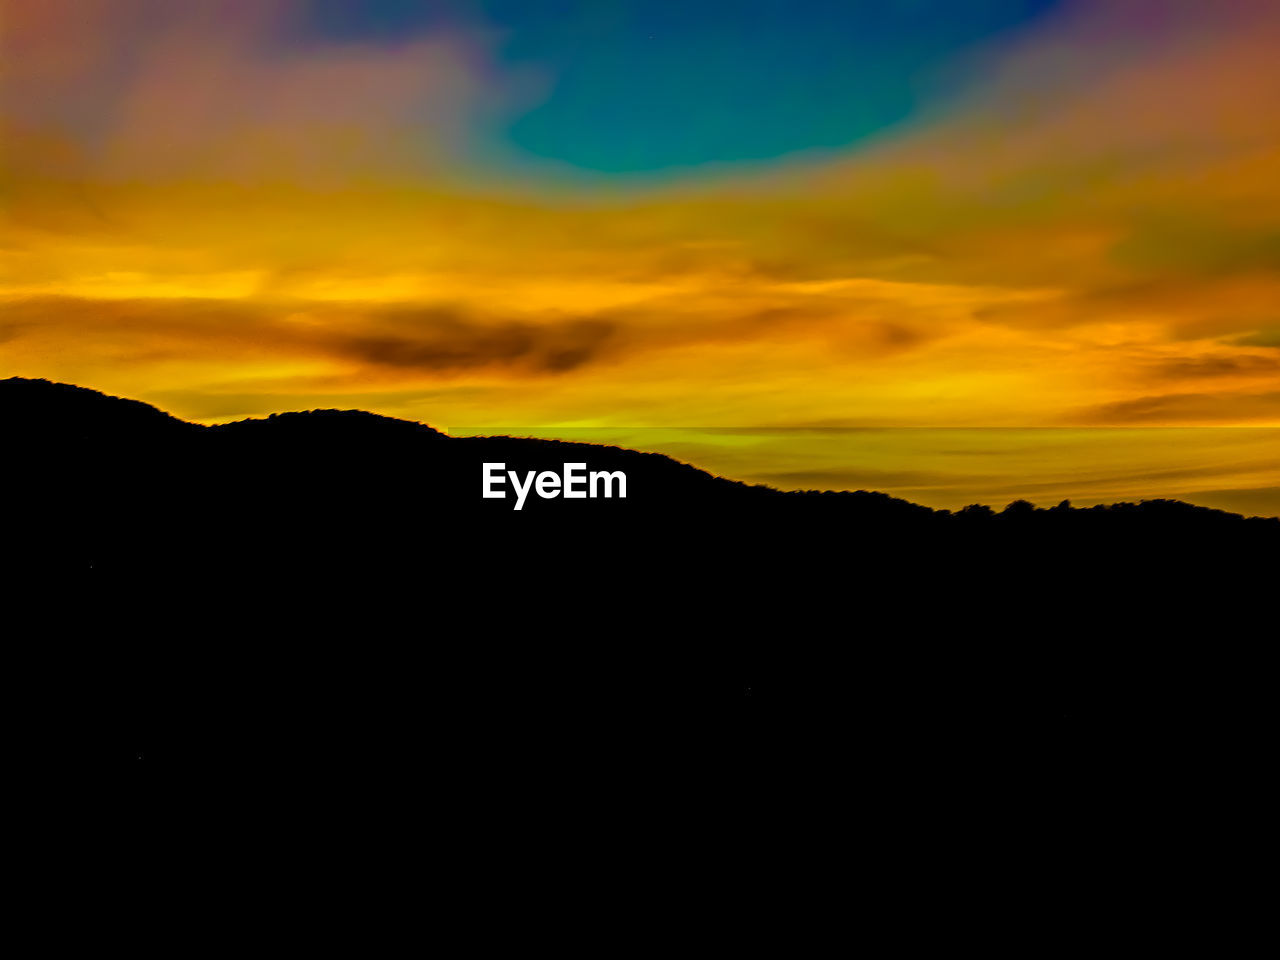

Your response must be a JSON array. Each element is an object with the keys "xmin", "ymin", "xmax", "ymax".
[{"xmin": 305, "ymin": 0, "xmax": 1064, "ymax": 172}]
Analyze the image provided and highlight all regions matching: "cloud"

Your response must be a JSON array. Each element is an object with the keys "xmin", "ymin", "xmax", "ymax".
[
  {"xmin": 0, "ymin": 280, "xmax": 964, "ymax": 391},
  {"xmin": 1, "ymin": 0, "xmax": 517, "ymax": 196},
  {"xmin": 0, "ymin": 295, "xmax": 619, "ymax": 375},
  {"xmin": 1235, "ymin": 327, "xmax": 1280, "ymax": 348},
  {"xmin": 333, "ymin": 308, "xmax": 616, "ymax": 374},
  {"xmin": 1143, "ymin": 355, "xmax": 1280, "ymax": 381},
  {"xmin": 3, "ymin": 0, "xmax": 1280, "ymax": 510},
  {"xmin": 1080, "ymin": 391, "xmax": 1280, "ymax": 424}
]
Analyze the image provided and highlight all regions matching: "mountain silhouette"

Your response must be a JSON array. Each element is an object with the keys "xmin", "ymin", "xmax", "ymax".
[{"xmin": 4, "ymin": 376, "xmax": 1274, "ymax": 789}]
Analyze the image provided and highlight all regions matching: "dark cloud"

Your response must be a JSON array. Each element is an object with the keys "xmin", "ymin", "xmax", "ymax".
[
  {"xmin": 0, "ymin": 295, "xmax": 619, "ymax": 376},
  {"xmin": 9, "ymin": 288, "xmax": 934, "ymax": 381},
  {"xmin": 1080, "ymin": 391, "xmax": 1280, "ymax": 423},
  {"xmin": 1144, "ymin": 355, "xmax": 1280, "ymax": 380},
  {"xmin": 1234, "ymin": 326, "xmax": 1280, "ymax": 348},
  {"xmin": 336, "ymin": 310, "xmax": 615, "ymax": 374},
  {"xmin": 1109, "ymin": 220, "xmax": 1280, "ymax": 279}
]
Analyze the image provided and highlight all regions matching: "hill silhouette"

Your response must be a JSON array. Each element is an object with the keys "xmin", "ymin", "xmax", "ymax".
[{"xmin": 4, "ymin": 377, "xmax": 1274, "ymax": 788}]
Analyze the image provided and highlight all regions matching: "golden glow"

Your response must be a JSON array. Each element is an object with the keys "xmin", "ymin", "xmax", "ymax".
[{"xmin": 3, "ymin": 1, "xmax": 1279, "ymax": 514}]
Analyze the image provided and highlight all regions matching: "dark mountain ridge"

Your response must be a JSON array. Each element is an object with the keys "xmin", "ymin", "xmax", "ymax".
[
  {"xmin": 6, "ymin": 376, "xmax": 1274, "ymax": 527},
  {"xmin": 4, "ymin": 376, "xmax": 1274, "ymax": 774}
]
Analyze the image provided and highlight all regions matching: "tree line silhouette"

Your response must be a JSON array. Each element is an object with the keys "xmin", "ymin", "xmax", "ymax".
[{"xmin": 4, "ymin": 377, "xmax": 1273, "ymax": 798}]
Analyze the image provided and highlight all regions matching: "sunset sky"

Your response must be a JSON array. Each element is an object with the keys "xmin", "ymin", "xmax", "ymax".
[{"xmin": 3, "ymin": 0, "xmax": 1278, "ymax": 514}]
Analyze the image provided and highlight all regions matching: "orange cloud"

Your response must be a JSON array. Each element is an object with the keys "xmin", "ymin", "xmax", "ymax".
[{"xmin": 2, "ymin": 0, "xmax": 1278, "ymax": 513}]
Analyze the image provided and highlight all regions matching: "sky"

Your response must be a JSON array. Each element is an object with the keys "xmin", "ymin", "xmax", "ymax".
[{"xmin": 3, "ymin": 0, "xmax": 1279, "ymax": 514}]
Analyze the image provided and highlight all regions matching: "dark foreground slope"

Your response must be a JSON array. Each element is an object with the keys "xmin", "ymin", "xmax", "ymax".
[{"xmin": 4, "ymin": 378, "xmax": 1276, "ymax": 798}]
